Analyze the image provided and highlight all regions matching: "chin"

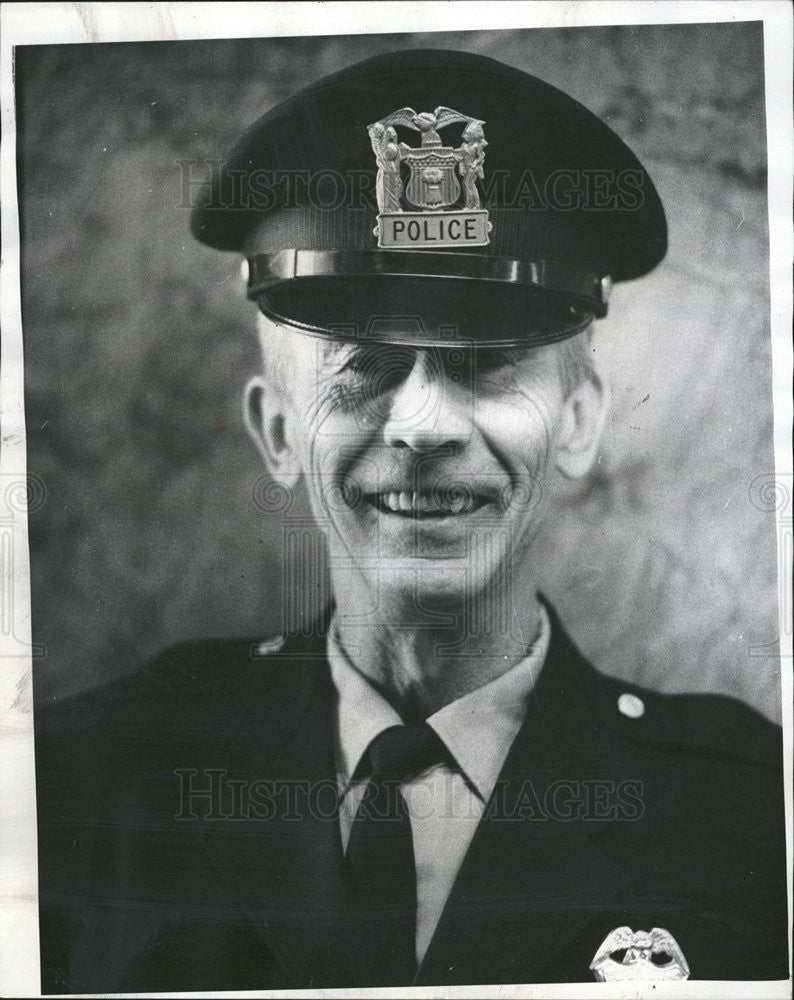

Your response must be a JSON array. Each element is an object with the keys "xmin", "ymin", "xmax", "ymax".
[{"xmin": 373, "ymin": 560, "xmax": 497, "ymax": 613}]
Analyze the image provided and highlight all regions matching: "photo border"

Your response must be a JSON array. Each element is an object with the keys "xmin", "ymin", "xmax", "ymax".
[{"xmin": 1, "ymin": 3, "xmax": 790, "ymax": 997}]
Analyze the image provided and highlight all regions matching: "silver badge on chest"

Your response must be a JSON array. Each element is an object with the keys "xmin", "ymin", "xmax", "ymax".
[
  {"xmin": 590, "ymin": 926, "xmax": 690, "ymax": 982},
  {"xmin": 367, "ymin": 106, "xmax": 491, "ymax": 249}
]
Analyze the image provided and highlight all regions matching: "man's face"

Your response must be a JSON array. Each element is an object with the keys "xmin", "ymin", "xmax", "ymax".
[{"xmin": 253, "ymin": 328, "xmax": 599, "ymax": 612}]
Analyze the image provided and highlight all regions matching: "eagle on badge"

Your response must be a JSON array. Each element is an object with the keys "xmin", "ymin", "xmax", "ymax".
[{"xmin": 589, "ymin": 926, "xmax": 691, "ymax": 982}]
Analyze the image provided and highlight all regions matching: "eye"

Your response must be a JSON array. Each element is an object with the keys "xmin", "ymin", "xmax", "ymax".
[
  {"xmin": 475, "ymin": 347, "xmax": 528, "ymax": 373},
  {"xmin": 342, "ymin": 346, "xmax": 415, "ymax": 389},
  {"xmin": 342, "ymin": 354, "xmax": 369, "ymax": 375},
  {"xmin": 340, "ymin": 346, "xmax": 380, "ymax": 374}
]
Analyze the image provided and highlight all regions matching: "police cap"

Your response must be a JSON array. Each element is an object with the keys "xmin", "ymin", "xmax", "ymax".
[{"xmin": 191, "ymin": 49, "xmax": 666, "ymax": 347}]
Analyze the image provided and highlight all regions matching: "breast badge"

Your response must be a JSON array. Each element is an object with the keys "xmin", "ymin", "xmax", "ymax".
[{"xmin": 590, "ymin": 926, "xmax": 690, "ymax": 982}]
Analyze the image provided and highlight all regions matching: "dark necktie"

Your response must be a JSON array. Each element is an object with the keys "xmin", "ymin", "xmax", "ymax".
[{"xmin": 346, "ymin": 722, "xmax": 450, "ymax": 987}]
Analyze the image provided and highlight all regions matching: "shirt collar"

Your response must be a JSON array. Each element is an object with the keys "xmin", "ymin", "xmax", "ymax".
[
  {"xmin": 327, "ymin": 632, "xmax": 403, "ymax": 790},
  {"xmin": 327, "ymin": 605, "xmax": 550, "ymax": 802}
]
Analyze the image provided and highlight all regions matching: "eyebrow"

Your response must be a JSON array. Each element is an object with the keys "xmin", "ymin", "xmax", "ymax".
[{"xmin": 314, "ymin": 342, "xmax": 539, "ymax": 375}]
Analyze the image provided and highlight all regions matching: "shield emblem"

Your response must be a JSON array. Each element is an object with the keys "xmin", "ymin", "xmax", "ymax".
[{"xmin": 404, "ymin": 147, "xmax": 460, "ymax": 209}]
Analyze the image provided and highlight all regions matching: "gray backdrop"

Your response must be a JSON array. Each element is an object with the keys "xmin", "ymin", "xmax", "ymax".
[{"xmin": 18, "ymin": 23, "xmax": 781, "ymax": 720}]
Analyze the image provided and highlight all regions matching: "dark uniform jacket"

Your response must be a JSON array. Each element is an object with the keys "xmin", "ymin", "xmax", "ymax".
[{"xmin": 35, "ymin": 603, "xmax": 788, "ymax": 992}]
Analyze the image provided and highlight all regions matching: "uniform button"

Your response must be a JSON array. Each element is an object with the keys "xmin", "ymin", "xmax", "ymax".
[
  {"xmin": 618, "ymin": 692, "xmax": 645, "ymax": 718},
  {"xmin": 255, "ymin": 634, "xmax": 285, "ymax": 656}
]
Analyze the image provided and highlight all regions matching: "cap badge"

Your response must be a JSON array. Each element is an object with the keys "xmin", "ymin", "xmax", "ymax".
[
  {"xmin": 590, "ymin": 926, "xmax": 690, "ymax": 982},
  {"xmin": 367, "ymin": 107, "xmax": 491, "ymax": 249}
]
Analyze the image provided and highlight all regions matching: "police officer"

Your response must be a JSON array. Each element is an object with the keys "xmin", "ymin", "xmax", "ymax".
[{"xmin": 36, "ymin": 49, "xmax": 787, "ymax": 992}]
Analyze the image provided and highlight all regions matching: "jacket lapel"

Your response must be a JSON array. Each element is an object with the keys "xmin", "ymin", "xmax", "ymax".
[
  {"xmin": 416, "ymin": 605, "xmax": 633, "ymax": 985},
  {"xmin": 199, "ymin": 627, "xmax": 357, "ymax": 988}
]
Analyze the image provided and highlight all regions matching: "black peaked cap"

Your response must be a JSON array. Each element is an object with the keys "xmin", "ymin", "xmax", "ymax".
[{"xmin": 191, "ymin": 49, "xmax": 667, "ymax": 346}]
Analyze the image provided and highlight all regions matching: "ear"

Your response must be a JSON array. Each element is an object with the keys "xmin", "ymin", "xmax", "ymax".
[
  {"xmin": 553, "ymin": 372, "xmax": 608, "ymax": 480},
  {"xmin": 243, "ymin": 375, "xmax": 301, "ymax": 488}
]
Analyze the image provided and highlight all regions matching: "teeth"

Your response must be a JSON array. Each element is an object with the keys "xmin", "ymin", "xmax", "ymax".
[{"xmin": 378, "ymin": 491, "xmax": 477, "ymax": 514}]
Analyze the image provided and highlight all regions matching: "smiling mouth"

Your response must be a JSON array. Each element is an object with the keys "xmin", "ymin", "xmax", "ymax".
[{"xmin": 366, "ymin": 490, "xmax": 489, "ymax": 517}]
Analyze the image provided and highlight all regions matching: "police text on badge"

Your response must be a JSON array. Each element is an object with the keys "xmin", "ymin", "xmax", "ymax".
[{"xmin": 379, "ymin": 210, "xmax": 489, "ymax": 248}]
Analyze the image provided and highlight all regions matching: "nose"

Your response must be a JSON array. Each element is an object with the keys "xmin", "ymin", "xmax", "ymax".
[{"xmin": 382, "ymin": 350, "xmax": 471, "ymax": 453}]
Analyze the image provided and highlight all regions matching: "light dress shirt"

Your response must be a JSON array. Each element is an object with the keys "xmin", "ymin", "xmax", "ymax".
[{"xmin": 327, "ymin": 604, "xmax": 551, "ymax": 963}]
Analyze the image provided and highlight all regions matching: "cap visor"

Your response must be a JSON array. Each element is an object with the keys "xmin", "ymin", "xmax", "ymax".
[{"xmin": 257, "ymin": 277, "xmax": 593, "ymax": 347}]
